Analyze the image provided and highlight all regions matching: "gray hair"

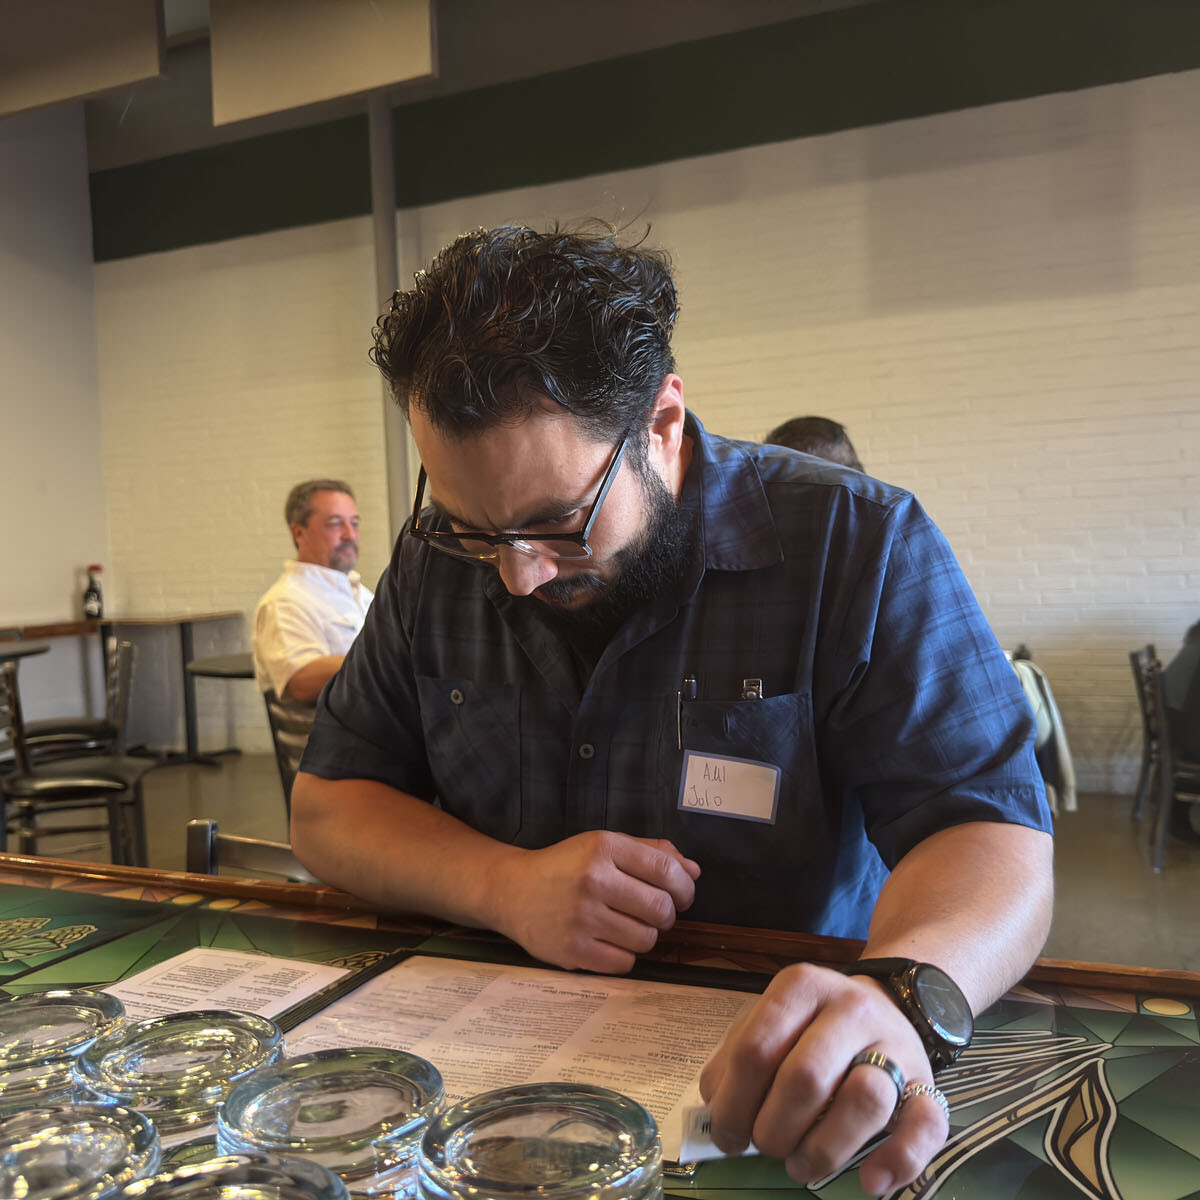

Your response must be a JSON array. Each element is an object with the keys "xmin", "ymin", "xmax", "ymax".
[{"xmin": 285, "ymin": 479, "xmax": 355, "ymax": 534}]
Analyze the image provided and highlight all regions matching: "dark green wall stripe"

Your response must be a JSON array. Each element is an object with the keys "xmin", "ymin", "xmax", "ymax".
[
  {"xmin": 90, "ymin": 0, "xmax": 1200, "ymax": 262},
  {"xmin": 90, "ymin": 116, "xmax": 370, "ymax": 261}
]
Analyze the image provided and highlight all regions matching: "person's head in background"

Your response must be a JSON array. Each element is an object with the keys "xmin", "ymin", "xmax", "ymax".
[
  {"xmin": 764, "ymin": 416, "xmax": 864, "ymax": 472},
  {"xmin": 285, "ymin": 479, "xmax": 360, "ymax": 574}
]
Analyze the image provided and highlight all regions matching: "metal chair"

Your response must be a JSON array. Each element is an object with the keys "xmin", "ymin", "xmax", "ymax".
[
  {"xmin": 262, "ymin": 689, "xmax": 315, "ymax": 815},
  {"xmin": 20, "ymin": 635, "xmax": 130, "ymax": 762},
  {"xmin": 185, "ymin": 818, "xmax": 318, "ymax": 883},
  {"xmin": 1130, "ymin": 646, "xmax": 1160, "ymax": 823},
  {"xmin": 1129, "ymin": 646, "xmax": 1200, "ymax": 872},
  {"xmin": 0, "ymin": 653, "xmax": 155, "ymax": 864}
]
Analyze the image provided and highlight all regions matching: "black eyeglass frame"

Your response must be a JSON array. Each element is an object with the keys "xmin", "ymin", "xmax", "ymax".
[{"xmin": 409, "ymin": 427, "xmax": 633, "ymax": 561}]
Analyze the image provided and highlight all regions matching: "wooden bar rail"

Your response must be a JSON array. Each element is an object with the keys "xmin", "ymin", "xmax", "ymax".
[{"xmin": 2, "ymin": 850, "xmax": 1197, "ymax": 999}]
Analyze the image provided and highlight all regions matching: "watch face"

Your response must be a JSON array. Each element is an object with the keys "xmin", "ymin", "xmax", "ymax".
[{"xmin": 911, "ymin": 965, "xmax": 973, "ymax": 1047}]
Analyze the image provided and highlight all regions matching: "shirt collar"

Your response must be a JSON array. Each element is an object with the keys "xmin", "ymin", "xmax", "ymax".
[
  {"xmin": 680, "ymin": 411, "xmax": 784, "ymax": 573},
  {"xmin": 284, "ymin": 559, "xmax": 362, "ymax": 589}
]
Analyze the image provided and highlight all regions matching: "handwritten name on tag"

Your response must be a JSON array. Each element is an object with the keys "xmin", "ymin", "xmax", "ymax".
[{"xmin": 677, "ymin": 751, "xmax": 780, "ymax": 823}]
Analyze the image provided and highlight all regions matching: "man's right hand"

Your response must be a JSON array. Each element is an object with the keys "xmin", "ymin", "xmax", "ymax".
[
  {"xmin": 292, "ymin": 777, "xmax": 700, "ymax": 975},
  {"xmin": 491, "ymin": 831, "xmax": 701, "ymax": 975}
]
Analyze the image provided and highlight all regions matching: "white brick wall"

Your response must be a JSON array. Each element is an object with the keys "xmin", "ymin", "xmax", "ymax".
[
  {"xmin": 94, "ymin": 69, "xmax": 1200, "ymax": 784},
  {"xmin": 95, "ymin": 221, "xmax": 390, "ymax": 752}
]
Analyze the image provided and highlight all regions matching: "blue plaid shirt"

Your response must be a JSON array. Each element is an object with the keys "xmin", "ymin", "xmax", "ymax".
[{"xmin": 304, "ymin": 414, "xmax": 1051, "ymax": 938}]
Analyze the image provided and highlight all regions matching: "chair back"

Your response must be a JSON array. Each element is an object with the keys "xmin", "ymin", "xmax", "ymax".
[
  {"xmin": 262, "ymin": 689, "xmax": 314, "ymax": 815},
  {"xmin": 1134, "ymin": 647, "xmax": 1200, "ymax": 872},
  {"xmin": 105, "ymin": 639, "xmax": 137, "ymax": 753},
  {"xmin": 1149, "ymin": 654, "xmax": 1200, "ymax": 782},
  {"xmin": 185, "ymin": 818, "xmax": 318, "ymax": 883},
  {"xmin": 0, "ymin": 661, "xmax": 32, "ymax": 775},
  {"xmin": 1130, "ymin": 644, "xmax": 1160, "ymax": 752}
]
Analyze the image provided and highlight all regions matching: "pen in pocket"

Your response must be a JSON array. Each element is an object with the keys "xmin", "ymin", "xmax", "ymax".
[{"xmin": 677, "ymin": 675, "xmax": 698, "ymax": 749}]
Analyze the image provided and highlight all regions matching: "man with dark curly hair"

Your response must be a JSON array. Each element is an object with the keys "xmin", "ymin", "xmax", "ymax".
[{"xmin": 291, "ymin": 224, "xmax": 1053, "ymax": 1194}]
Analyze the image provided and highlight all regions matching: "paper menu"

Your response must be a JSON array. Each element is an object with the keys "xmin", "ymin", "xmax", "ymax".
[
  {"xmin": 103, "ymin": 946, "xmax": 350, "ymax": 1022},
  {"xmin": 285, "ymin": 954, "xmax": 757, "ymax": 1161}
]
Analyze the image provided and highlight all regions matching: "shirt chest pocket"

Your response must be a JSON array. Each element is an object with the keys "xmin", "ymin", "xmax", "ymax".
[
  {"xmin": 416, "ymin": 676, "xmax": 522, "ymax": 842},
  {"xmin": 659, "ymin": 692, "xmax": 826, "ymax": 869}
]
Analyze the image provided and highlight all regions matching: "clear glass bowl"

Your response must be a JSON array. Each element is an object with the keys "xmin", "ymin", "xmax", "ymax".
[
  {"xmin": 417, "ymin": 1082, "xmax": 663, "ymax": 1200},
  {"xmin": 121, "ymin": 1152, "xmax": 350, "ymax": 1200},
  {"xmin": 74, "ymin": 1009, "xmax": 284, "ymax": 1135},
  {"xmin": 0, "ymin": 1103, "xmax": 160, "ymax": 1200},
  {"xmin": 218, "ymin": 1047, "xmax": 445, "ymax": 1197},
  {"xmin": 159, "ymin": 1134, "xmax": 221, "ymax": 1170},
  {"xmin": 0, "ymin": 989, "xmax": 125, "ymax": 1110}
]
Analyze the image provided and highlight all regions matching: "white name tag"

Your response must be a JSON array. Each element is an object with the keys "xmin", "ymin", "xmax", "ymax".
[
  {"xmin": 677, "ymin": 750, "xmax": 780, "ymax": 824},
  {"xmin": 679, "ymin": 1106, "xmax": 760, "ymax": 1163}
]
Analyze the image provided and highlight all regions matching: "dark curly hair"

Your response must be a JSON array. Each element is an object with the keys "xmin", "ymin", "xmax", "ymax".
[{"xmin": 370, "ymin": 223, "xmax": 679, "ymax": 445}]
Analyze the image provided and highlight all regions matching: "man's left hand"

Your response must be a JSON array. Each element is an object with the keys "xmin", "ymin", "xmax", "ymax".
[{"xmin": 699, "ymin": 962, "xmax": 949, "ymax": 1196}]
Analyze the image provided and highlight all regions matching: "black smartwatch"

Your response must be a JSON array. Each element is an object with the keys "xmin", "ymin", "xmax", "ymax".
[{"xmin": 845, "ymin": 958, "xmax": 973, "ymax": 1071}]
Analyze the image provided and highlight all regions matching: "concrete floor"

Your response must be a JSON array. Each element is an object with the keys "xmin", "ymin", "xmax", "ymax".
[
  {"xmin": 1043, "ymin": 792, "xmax": 1200, "ymax": 972},
  {"xmin": 16, "ymin": 758, "xmax": 1200, "ymax": 974}
]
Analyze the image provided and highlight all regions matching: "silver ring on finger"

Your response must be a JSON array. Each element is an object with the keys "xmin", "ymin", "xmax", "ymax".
[
  {"xmin": 902, "ymin": 1080, "xmax": 951, "ymax": 1123},
  {"xmin": 847, "ymin": 1049, "xmax": 906, "ymax": 1112}
]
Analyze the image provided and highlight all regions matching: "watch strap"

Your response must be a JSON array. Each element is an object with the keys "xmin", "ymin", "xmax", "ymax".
[
  {"xmin": 843, "ymin": 958, "xmax": 968, "ymax": 1071},
  {"xmin": 843, "ymin": 957, "xmax": 918, "ymax": 979}
]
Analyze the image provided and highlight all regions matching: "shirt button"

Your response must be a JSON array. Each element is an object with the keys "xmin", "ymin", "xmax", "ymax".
[
  {"xmin": 578, "ymin": 743, "xmax": 595, "ymax": 760},
  {"xmin": 449, "ymin": 689, "xmax": 464, "ymax": 705}
]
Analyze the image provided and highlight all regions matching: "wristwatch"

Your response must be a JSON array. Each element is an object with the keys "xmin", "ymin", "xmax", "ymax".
[{"xmin": 845, "ymin": 958, "xmax": 973, "ymax": 1071}]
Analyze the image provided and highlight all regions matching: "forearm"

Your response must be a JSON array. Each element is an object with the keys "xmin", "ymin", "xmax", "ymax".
[
  {"xmin": 861, "ymin": 820, "xmax": 1054, "ymax": 1013},
  {"xmin": 290, "ymin": 772, "xmax": 700, "ymax": 974},
  {"xmin": 290, "ymin": 771, "xmax": 523, "ymax": 927},
  {"xmin": 284, "ymin": 656, "xmax": 345, "ymax": 703}
]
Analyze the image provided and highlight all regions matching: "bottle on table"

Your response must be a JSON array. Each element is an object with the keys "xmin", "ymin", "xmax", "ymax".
[{"xmin": 83, "ymin": 563, "xmax": 105, "ymax": 619}]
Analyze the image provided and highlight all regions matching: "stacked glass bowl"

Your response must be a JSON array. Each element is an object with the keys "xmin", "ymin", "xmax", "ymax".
[
  {"xmin": 218, "ymin": 1047, "xmax": 446, "ymax": 1197},
  {"xmin": 0, "ymin": 1103, "xmax": 160, "ymax": 1200},
  {"xmin": 417, "ymin": 1082, "xmax": 663, "ymax": 1200},
  {"xmin": 123, "ymin": 1151, "xmax": 351, "ymax": 1200},
  {"xmin": 0, "ymin": 988, "xmax": 125, "ymax": 1110},
  {"xmin": 2, "ymin": 991, "xmax": 664, "ymax": 1200},
  {"xmin": 74, "ymin": 1009, "xmax": 285, "ymax": 1140}
]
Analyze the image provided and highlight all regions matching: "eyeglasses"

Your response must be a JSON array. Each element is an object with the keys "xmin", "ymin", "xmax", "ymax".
[{"xmin": 410, "ymin": 429, "xmax": 631, "ymax": 562}]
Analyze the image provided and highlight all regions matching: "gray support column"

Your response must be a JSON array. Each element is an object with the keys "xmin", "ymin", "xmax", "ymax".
[{"xmin": 367, "ymin": 90, "xmax": 410, "ymax": 542}]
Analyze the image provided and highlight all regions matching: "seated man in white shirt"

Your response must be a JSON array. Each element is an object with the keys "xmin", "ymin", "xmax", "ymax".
[{"xmin": 253, "ymin": 479, "xmax": 374, "ymax": 705}]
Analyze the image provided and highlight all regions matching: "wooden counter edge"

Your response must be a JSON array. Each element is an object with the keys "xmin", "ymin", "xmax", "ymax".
[
  {"xmin": 658, "ymin": 921, "xmax": 1200, "ymax": 999},
  {"xmin": 14, "ymin": 620, "xmax": 99, "ymax": 639},
  {"xmin": 0, "ymin": 852, "xmax": 371, "ymax": 914},
  {"xmin": 3, "ymin": 854, "xmax": 1197, "ymax": 999}
]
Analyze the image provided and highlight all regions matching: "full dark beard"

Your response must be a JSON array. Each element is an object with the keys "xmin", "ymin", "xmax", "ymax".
[{"xmin": 530, "ymin": 467, "xmax": 693, "ymax": 649}]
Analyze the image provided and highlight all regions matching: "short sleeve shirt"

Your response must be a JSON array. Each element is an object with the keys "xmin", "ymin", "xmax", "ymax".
[
  {"xmin": 253, "ymin": 561, "xmax": 374, "ymax": 698},
  {"xmin": 303, "ymin": 414, "xmax": 1051, "ymax": 939}
]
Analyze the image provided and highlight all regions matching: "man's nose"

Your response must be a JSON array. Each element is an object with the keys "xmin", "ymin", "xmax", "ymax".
[{"xmin": 496, "ymin": 546, "xmax": 558, "ymax": 596}]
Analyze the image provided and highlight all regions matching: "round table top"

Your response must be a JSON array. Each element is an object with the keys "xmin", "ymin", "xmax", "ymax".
[
  {"xmin": 0, "ymin": 640, "xmax": 51, "ymax": 663},
  {"xmin": 187, "ymin": 652, "xmax": 255, "ymax": 679}
]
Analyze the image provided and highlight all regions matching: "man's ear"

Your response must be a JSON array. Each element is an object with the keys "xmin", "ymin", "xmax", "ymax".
[{"xmin": 647, "ymin": 374, "xmax": 687, "ymax": 460}]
